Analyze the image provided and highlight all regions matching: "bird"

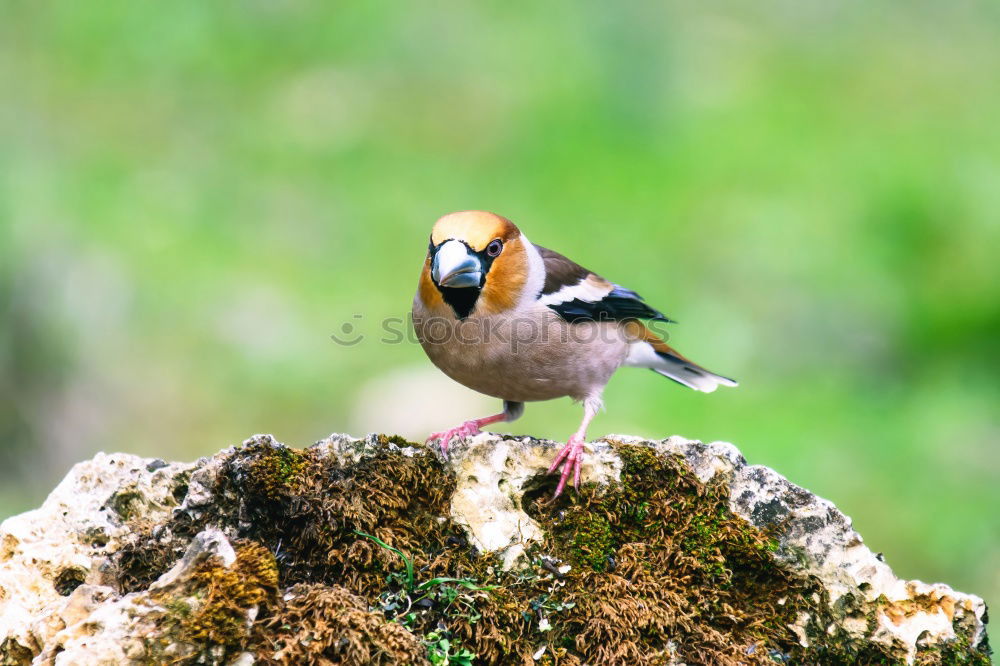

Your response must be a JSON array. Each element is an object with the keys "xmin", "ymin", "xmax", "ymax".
[{"xmin": 412, "ymin": 211, "xmax": 737, "ymax": 497}]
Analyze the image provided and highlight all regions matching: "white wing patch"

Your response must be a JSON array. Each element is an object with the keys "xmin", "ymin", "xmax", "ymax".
[{"xmin": 537, "ymin": 274, "xmax": 613, "ymax": 307}]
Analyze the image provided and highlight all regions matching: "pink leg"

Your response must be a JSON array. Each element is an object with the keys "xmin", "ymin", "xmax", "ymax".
[
  {"xmin": 547, "ymin": 395, "xmax": 601, "ymax": 497},
  {"xmin": 427, "ymin": 401, "xmax": 524, "ymax": 458}
]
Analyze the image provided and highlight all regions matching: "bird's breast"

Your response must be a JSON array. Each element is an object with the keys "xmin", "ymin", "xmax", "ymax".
[{"xmin": 411, "ymin": 302, "xmax": 629, "ymax": 402}]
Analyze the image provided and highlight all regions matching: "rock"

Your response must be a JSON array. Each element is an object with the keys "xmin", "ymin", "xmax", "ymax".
[
  {"xmin": 0, "ymin": 433, "xmax": 990, "ymax": 665},
  {"xmin": 0, "ymin": 452, "xmax": 192, "ymax": 664}
]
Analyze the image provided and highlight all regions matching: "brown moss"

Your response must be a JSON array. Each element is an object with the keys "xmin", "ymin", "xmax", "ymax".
[
  {"xmin": 183, "ymin": 542, "xmax": 278, "ymax": 644},
  {"xmin": 151, "ymin": 542, "xmax": 279, "ymax": 664},
  {"xmin": 253, "ymin": 584, "xmax": 428, "ymax": 665},
  {"xmin": 212, "ymin": 438, "xmax": 466, "ymax": 592},
  {"xmin": 113, "ymin": 522, "xmax": 192, "ymax": 593},
  {"xmin": 108, "ymin": 438, "xmax": 990, "ymax": 665},
  {"xmin": 206, "ymin": 439, "xmax": 539, "ymax": 662}
]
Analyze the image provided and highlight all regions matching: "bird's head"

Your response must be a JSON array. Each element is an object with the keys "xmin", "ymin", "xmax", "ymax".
[{"xmin": 420, "ymin": 211, "xmax": 539, "ymax": 319}]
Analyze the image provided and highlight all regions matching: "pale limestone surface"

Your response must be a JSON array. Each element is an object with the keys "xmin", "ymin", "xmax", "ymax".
[
  {"xmin": 0, "ymin": 452, "xmax": 193, "ymax": 663},
  {"xmin": 0, "ymin": 433, "xmax": 989, "ymax": 665}
]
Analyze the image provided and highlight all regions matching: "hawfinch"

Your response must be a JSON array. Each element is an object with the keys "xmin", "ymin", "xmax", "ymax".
[{"xmin": 413, "ymin": 211, "xmax": 736, "ymax": 497}]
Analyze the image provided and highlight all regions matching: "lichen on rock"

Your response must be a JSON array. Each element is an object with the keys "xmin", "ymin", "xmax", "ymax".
[{"xmin": 0, "ymin": 432, "xmax": 990, "ymax": 665}]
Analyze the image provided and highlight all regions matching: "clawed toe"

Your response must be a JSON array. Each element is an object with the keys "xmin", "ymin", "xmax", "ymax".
[
  {"xmin": 548, "ymin": 436, "xmax": 586, "ymax": 498},
  {"xmin": 426, "ymin": 421, "xmax": 482, "ymax": 458},
  {"xmin": 426, "ymin": 431, "xmax": 451, "ymax": 458}
]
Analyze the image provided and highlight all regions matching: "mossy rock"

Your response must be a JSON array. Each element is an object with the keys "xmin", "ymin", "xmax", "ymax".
[{"xmin": 1, "ymin": 434, "xmax": 988, "ymax": 665}]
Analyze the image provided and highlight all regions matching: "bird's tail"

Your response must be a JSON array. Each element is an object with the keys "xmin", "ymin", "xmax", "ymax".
[
  {"xmin": 646, "ymin": 348, "xmax": 738, "ymax": 392},
  {"xmin": 622, "ymin": 322, "xmax": 738, "ymax": 393}
]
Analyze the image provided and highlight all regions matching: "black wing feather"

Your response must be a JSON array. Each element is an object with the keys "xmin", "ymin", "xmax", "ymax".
[{"xmin": 536, "ymin": 245, "xmax": 673, "ymax": 323}]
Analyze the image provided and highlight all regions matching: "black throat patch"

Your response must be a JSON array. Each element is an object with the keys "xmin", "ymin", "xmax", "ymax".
[
  {"xmin": 437, "ymin": 285, "xmax": 482, "ymax": 320},
  {"xmin": 431, "ymin": 239, "xmax": 499, "ymax": 320}
]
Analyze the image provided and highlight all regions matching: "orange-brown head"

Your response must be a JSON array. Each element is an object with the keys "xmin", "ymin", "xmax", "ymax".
[{"xmin": 418, "ymin": 211, "xmax": 540, "ymax": 319}]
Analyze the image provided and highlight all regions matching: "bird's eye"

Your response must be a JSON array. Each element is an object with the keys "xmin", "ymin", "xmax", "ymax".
[{"xmin": 486, "ymin": 239, "xmax": 503, "ymax": 257}]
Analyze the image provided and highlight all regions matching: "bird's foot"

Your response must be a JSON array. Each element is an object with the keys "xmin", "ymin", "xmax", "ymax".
[
  {"xmin": 426, "ymin": 420, "xmax": 483, "ymax": 458},
  {"xmin": 547, "ymin": 434, "xmax": 586, "ymax": 498}
]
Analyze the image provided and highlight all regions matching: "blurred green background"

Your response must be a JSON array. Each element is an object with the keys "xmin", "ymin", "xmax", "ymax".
[{"xmin": 1, "ymin": 0, "xmax": 997, "ymax": 619}]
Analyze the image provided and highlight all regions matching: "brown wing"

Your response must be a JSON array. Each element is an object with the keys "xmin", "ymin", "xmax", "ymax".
[{"xmin": 535, "ymin": 245, "xmax": 672, "ymax": 323}]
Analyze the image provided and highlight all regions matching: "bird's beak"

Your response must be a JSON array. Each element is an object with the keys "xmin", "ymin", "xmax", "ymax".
[{"xmin": 432, "ymin": 240, "xmax": 483, "ymax": 288}]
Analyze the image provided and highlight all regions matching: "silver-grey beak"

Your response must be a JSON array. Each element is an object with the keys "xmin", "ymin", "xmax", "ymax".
[{"xmin": 432, "ymin": 239, "xmax": 483, "ymax": 288}]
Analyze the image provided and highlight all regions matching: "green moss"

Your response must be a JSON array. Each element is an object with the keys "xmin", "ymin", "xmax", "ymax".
[
  {"xmin": 788, "ymin": 591, "xmax": 993, "ymax": 665},
  {"xmin": 163, "ymin": 598, "xmax": 193, "ymax": 619},
  {"xmin": 375, "ymin": 434, "xmax": 414, "ymax": 447},
  {"xmin": 524, "ymin": 443, "xmax": 821, "ymax": 662},
  {"xmin": 541, "ymin": 444, "xmax": 778, "ymax": 583},
  {"xmin": 243, "ymin": 443, "xmax": 309, "ymax": 500},
  {"xmin": 915, "ymin": 633, "xmax": 992, "ymax": 665},
  {"xmin": 106, "ymin": 487, "xmax": 146, "ymax": 521},
  {"xmin": 562, "ymin": 511, "xmax": 615, "ymax": 570}
]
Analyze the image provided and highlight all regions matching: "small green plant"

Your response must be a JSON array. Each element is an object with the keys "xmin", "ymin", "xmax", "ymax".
[
  {"xmin": 354, "ymin": 530, "xmax": 497, "ymax": 666},
  {"xmin": 353, "ymin": 529, "xmax": 492, "ymax": 664},
  {"xmin": 353, "ymin": 530, "xmax": 495, "ymax": 596},
  {"xmin": 423, "ymin": 630, "xmax": 476, "ymax": 666},
  {"xmin": 353, "ymin": 530, "xmax": 417, "ymax": 591}
]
